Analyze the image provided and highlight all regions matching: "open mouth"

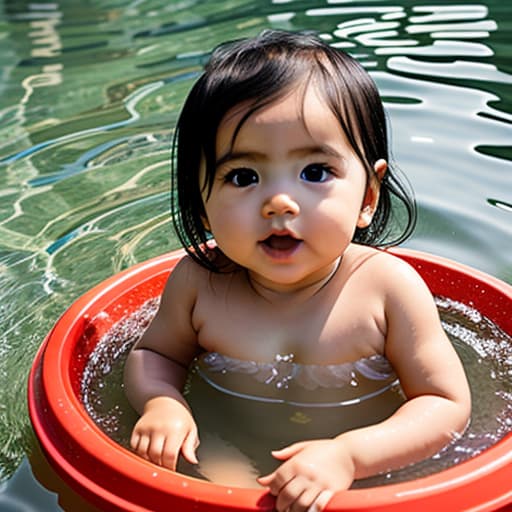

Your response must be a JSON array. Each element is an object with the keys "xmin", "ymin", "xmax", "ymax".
[{"xmin": 260, "ymin": 234, "xmax": 302, "ymax": 257}]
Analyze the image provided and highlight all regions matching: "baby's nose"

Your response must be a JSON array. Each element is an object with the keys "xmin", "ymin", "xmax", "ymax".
[{"xmin": 261, "ymin": 193, "xmax": 300, "ymax": 218}]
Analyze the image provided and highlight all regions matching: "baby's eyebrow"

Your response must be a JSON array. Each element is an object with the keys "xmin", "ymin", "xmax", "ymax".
[
  {"xmin": 216, "ymin": 144, "xmax": 343, "ymax": 169},
  {"xmin": 215, "ymin": 151, "xmax": 264, "ymax": 169},
  {"xmin": 290, "ymin": 144, "xmax": 343, "ymax": 160}
]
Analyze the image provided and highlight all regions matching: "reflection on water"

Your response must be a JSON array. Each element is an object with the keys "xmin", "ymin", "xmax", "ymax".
[{"xmin": 0, "ymin": 0, "xmax": 511, "ymax": 508}]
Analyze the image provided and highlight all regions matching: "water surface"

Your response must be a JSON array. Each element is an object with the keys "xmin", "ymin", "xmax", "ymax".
[{"xmin": 0, "ymin": 0, "xmax": 511, "ymax": 509}]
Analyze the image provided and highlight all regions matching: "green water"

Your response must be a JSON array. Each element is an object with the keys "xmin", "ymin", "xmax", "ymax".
[{"xmin": 0, "ymin": 0, "xmax": 511, "ymax": 509}]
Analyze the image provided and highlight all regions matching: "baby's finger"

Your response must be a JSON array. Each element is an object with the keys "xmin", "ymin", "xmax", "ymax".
[
  {"xmin": 271, "ymin": 441, "xmax": 309, "ymax": 460},
  {"xmin": 274, "ymin": 476, "xmax": 304, "ymax": 511},
  {"xmin": 147, "ymin": 434, "xmax": 166, "ymax": 466},
  {"xmin": 134, "ymin": 434, "xmax": 150, "ymax": 460},
  {"xmin": 129, "ymin": 431, "xmax": 140, "ymax": 452},
  {"xmin": 161, "ymin": 437, "xmax": 182, "ymax": 470},
  {"xmin": 307, "ymin": 489, "xmax": 334, "ymax": 512},
  {"xmin": 256, "ymin": 472, "xmax": 275, "ymax": 487},
  {"xmin": 258, "ymin": 469, "xmax": 294, "ymax": 498},
  {"xmin": 181, "ymin": 430, "xmax": 199, "ymax": 465},
  {"xmin": 290, "ymin": 487, "xmax": 324, "ymax": 512}
]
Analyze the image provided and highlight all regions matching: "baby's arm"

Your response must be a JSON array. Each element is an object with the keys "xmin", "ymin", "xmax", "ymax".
[
  {"xmin": 124, "ymin": 257, "xmax": 201, "ymax": 470},
  {"xmin": 259, "ymin": 255, "xmax": 471, "ymax": 511}
]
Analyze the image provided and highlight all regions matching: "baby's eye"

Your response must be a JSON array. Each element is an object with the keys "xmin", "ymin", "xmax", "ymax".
[
  {"xmin": 224, "ymin": 168, "xmax": 259, "ymax": 187},
  {"xmin": 300, "ymin": 164, "xmax": 333, "ymax": 183}
]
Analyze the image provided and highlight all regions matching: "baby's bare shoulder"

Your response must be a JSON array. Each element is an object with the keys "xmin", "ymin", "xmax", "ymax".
[
  {"xmin": 160, "ymin": 254, "xmax": 211, "ymax": 308},
  {"xmin": 350, "ymin": 246, "xmax": 422, "ymax": 279},
  {"xmin": 346, "ymin": 245, "xmax": 430, "ymax": 300},
  {"xmin": 167, "ymin": 253, "xmax": 211, "ymax": 284},
  {"xmin": 167, "ymin": 253, "xmax": 243, "ymax": 302},
  {"xmin": 374, "ymin": 250, "xmax": 429, "ymax": 291}
]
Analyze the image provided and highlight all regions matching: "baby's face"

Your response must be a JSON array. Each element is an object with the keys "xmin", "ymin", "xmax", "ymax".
[{"xmin": 200, "ymin": 83, "xmax": 381, "ymax": 292}]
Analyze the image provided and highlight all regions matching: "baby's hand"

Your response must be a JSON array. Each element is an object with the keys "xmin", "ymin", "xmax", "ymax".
[
  {"xmin": 257, "ymin": 439, "xmax": 354, "ymax": 512},
  {"xmin": 130, "ymin": 396, "xmax": 199, "ymax": 470}
]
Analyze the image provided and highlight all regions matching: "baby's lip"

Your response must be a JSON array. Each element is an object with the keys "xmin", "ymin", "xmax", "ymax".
[
  {"xmin": 260, "ymin": 228, "xmax": 301, "ymax": 242},
  {"xmin": 259, "ymin": 230, "xmax": 302, "ymax": 252}
]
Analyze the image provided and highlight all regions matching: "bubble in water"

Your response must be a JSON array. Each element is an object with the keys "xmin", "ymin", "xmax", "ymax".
[{"xmin": 80, "ymin": 297, "xmax": 160, "ymax": 443}]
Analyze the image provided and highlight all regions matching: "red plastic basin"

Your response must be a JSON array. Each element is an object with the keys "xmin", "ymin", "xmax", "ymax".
[{"xmin": 28, "ymin": 248, "xmax": 512, "ymax": 511}]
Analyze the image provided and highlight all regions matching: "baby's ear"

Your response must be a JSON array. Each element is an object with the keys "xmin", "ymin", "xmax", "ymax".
[
  {"xmin": 357, "ymin": 159, "xmax": 387, "ymax": 228},
  {"xmin": 373, "ymin": 159, "xmax": 387, "ymax": 181}
]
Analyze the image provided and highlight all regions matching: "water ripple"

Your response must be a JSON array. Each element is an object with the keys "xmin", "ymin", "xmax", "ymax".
[
  {"xmin": 45, "ymin": 192, "xmax": 168, "ymax": 256},
  {"xmin": 0, "ymin": 80, "xmax": 164, "ymax": 165},
  {"xmin": 0, "ymin": 0, "xmax": 511, "ymax": 498},
  {"xmin": 28, "ymin": 137, "xmax": 130, "ymax": 187}
]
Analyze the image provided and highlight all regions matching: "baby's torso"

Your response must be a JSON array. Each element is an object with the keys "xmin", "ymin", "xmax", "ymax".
[
  {"xmin": 179, "ymin": 247, "xmax": 404, "ymax": 471},
  {"xmin": 190, "ymin": 245, "xmax": 388, "ymax": 365}
]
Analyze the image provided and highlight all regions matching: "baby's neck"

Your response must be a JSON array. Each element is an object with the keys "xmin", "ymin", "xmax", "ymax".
[{"xmin": 246, "ymin": 257, "xmax": 342, "ymax": 303}]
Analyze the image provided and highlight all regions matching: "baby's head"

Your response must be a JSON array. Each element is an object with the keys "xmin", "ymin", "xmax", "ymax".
[{"xmin": 172, "ymin": 30, "xmax": 416, "ymax": 271}]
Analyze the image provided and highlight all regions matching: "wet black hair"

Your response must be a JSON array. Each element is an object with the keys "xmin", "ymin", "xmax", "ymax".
[{"xmin": 171, "ymin": 29, "xmax": 416, "ymax": 272}]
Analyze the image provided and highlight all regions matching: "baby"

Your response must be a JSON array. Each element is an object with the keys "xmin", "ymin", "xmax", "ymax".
[{"xmin": 124, "ymin": 30, "xmax": 471, "ymax": 512}]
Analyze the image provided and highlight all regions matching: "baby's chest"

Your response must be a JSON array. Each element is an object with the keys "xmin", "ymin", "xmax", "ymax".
[{"xmin": 193, "ymin": 296, "xmax": 384, "ymax": 364}]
